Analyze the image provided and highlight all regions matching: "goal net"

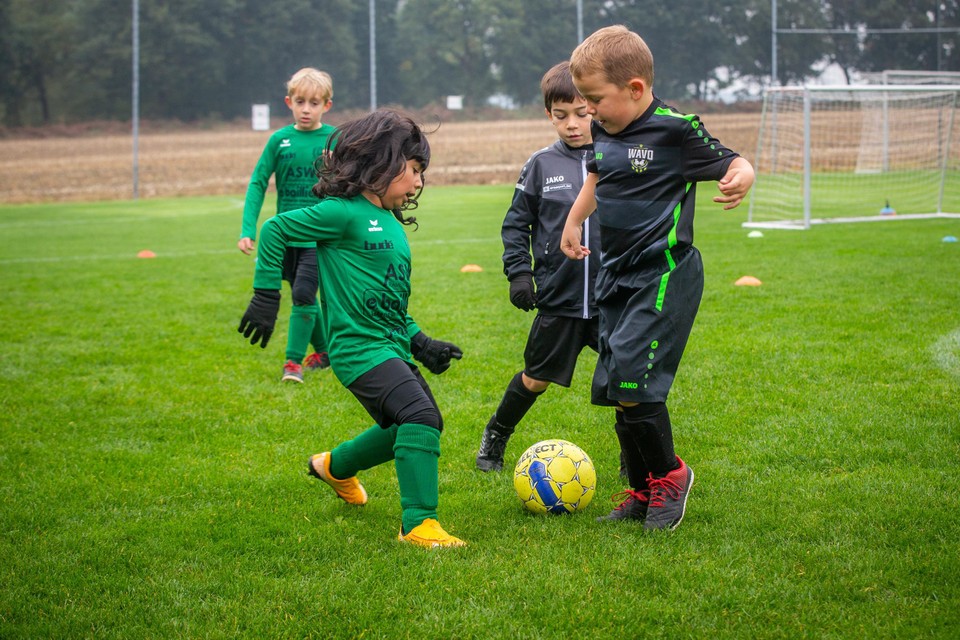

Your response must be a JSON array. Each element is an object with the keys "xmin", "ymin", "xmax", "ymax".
[{"xmin": 746, "ymin": 84, "xmax": 960, "ymax": 229}]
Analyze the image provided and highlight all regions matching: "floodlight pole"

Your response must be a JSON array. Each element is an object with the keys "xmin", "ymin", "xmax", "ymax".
[
  {"xmin": 771, "ymin": 0, "xmax": 778, "ymax": 86},
  {"xmin": 132, "ymin": 0, "xmax": 140, "ymax": 199},
  {"xmin": 577, "ymin": 0, "xmax": 583, "ymax": 42},
  {"xmin": 369, "ymin": 0, "xmax": 377, "ymax": 111},
  {"xmin": 802, "ymin": 87, "xmax": 811, "ymax": 229},
  {"xmin": 937, "ymin": 2, "xmax": 942, "ymax": 71}
]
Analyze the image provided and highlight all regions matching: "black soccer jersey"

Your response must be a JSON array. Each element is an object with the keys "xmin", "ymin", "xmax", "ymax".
[{"xmin": 587, "ymin": 97, "xmax": 739, "ymax": 280}]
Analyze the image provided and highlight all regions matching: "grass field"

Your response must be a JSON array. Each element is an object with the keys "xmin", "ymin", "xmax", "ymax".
[{"xmin": 1, "ymin": 185, "xmax": 959, "ymax": 638}]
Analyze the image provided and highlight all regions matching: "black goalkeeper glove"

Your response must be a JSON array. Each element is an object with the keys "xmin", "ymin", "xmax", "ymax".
[
  {"xmin": 238, "ymin": 289, "xmax": 281, "ymax": 348},
  {"xmin": 509, "ymin": 273, "xmax": 537, "ymax": 311},
  {"xmin": 410, "ymin": 331, "xmax": 463, "ymax": 375}
]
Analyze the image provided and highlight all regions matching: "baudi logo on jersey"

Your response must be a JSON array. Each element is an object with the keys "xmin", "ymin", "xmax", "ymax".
[{"xmin": 363, "ymin": 239, "xmax": 394, "ymax": 251}]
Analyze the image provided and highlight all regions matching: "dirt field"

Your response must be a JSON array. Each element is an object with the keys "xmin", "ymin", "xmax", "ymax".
[{"xmin": 0, "ymin": 115, "xmax": 760, "ymax": 204}]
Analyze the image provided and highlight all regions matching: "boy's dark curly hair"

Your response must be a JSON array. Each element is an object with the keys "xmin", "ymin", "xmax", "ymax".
[{"xmin": 313, "ymin": 108, "xmax": 430, "ymax": 227}]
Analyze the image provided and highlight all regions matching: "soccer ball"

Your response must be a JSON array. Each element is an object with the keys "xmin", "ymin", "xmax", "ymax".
[{"xmin": 513, "ymin": 439, "xmax": 596, "ymax": 515}]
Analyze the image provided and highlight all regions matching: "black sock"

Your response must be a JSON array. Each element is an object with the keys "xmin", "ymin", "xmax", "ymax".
[
  {"xmin": 621, "ymin": 402, "xmax": 680, "ymax": 477},
  {"xmin": 491, "ymin": 371, "xmax": 543, "ymax": 431},
  {"xmin": 615, "ymin": 409, "xmax": 649, "ymax": 490}
]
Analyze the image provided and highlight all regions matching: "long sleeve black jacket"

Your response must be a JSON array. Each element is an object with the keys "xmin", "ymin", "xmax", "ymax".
[{"xmin": 501, "ymin": 140, "xmax": 600, "ymax": 318}]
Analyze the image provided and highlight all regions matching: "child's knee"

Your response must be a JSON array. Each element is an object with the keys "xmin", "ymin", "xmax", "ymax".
[
  {"xmin": 621, "ymin": 401, "xmax": 667, "ymax": 423},
  {"xmin": 290, "ymin": 285, "xmax": 318, "ymax": 307},
  {"xmin": 402, "ymin": 406, "xmax": 443, "ymax": 430},
  {"xmin": 521, "ymin": 372, "xmax": 550, "ymax": 394}
]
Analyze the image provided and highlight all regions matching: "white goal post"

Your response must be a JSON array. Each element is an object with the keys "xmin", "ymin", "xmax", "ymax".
[{"xmin": 746, "ymin": 84, "xmax": 960, "ymax": 229}]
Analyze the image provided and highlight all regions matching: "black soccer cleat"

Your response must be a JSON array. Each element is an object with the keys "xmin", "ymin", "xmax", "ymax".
[
  {"xmin": 596, "ymin": 488, "xmax": 649, "ymax": 522},
  {"xmin": 643, "ymin": 457, "xmax": 694, "ymax": 531},
  {"xmin": 475, "ymin": 418, "xmax": 514, "ymax": 472}
]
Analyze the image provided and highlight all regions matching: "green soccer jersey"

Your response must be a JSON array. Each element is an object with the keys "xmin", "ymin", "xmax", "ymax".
[
  {"xmin": 241, "ymin": 123, "xmax": 335, "ymax": 248},
  {"xmin": 253, "ymin": 195, "xmax": 422, "ymax": 386}
]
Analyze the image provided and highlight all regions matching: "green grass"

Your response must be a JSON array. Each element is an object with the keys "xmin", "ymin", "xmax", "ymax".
[{"xmin": 1, "ymin": 186, "xmax": 959, "ymax": 638}]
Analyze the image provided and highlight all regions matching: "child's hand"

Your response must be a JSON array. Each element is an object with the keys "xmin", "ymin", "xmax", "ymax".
[
  {"xmin": 238, "ymin": 237, "xmax": 255, "ymax": 255},
  {"xmin": 560, "ymin": 223, "xmax": 590, "ymax": 260},
  {"xmin": 508, "ymin": 274, "xmax": 537, "ymax": 311},
  {"xmin": 714, "ymin": 158, "xmax": 755, "ymax": 210},
  {"xmin": 410, "ymin": 331, "xmax": 463, "ymax": 374},
  {"xmin": 239, "ymin": 289, "xmax": 280, "ymax": 348}
]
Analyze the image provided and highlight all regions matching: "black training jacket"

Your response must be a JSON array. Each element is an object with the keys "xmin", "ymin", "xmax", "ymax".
[{"xmin": 501, "ymin": 140, "xmax": 600, "ymax": 319}]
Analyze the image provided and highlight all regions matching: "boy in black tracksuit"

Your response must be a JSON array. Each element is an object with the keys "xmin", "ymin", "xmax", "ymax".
[{"xmin": 476, "ymin": 62, "xmax": 603, "ymax": 472}]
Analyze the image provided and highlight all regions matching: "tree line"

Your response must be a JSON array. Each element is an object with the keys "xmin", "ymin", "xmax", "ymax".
[{"xmin": 2, "ymin": 0, "xmax": 958, "ymax": 127}]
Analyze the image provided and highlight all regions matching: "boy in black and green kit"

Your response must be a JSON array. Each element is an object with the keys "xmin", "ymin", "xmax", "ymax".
[
  {"xmin": 562, "ymin": 26, "xmax": 755, "ymax": 531},
  {"xmin": 239, "ymin": 67, "xmax": 334, "ymax": 383}
]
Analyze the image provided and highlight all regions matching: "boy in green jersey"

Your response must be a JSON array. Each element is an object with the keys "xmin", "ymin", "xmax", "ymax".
[
  {"xmin": 239, "ymin": 67, "xmax": 334, "ymax": 383},
  {"xmin": 239, "ymin": 109, "xmax": 467, "ymax": 548}
]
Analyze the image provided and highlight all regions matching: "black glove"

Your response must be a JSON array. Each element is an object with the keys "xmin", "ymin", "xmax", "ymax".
[
  {"xmin": 509, "ymin": 273, "xmax": 537, "ymax": 311},
  {"xmin": 238, "ymin": 289, "xmax": 281, "ymax": 348},
  {"xmin": 410, "ymin": 331, "xmax": 463, "ymax": 374}
]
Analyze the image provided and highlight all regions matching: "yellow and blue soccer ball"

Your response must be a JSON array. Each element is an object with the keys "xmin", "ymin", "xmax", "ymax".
[{"xmin": 513, "ymin": 439, "xmax": 596, "ymax": 514}]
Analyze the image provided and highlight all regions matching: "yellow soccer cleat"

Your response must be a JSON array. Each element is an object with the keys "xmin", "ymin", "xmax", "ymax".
[
  {"xmin": 398, "ymin": 518, "xmax": 467, "ymax": 549},
  {"xmin": 308, "ymin": 452, "xmax": 368, "ymax": 505}
]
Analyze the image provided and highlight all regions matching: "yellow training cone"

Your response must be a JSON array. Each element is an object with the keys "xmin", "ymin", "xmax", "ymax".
[
  {"xmin": 734, "ymin": 275, "xmax": 762, "ymax": 286},
  {"xmin": 460, "ymin": 264, "xmax": 483, "ymax": 272}
]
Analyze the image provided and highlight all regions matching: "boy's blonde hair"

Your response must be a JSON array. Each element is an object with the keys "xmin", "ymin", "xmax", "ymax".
[
  {"xmin": 540, "ymin": 61, "xmax": 584, "ymax": 111},
  {"xmin": 570, "ymin": 25, "xmax": 654, "ymax": 88},
  {"xmin": 287, "ymin": 67, "xmax": 334, "ymax": 101}
]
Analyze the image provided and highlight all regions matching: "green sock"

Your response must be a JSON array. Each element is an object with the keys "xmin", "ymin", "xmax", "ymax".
[
  {"xmin": 309, "ymin": 303, "xmax": 327, "ymax": 353},
  {"xmin": 330, "ymin": 424, "xmax": 398, "ymax": 479},
  {"xmin": 285, "ymin": 304, "xmax": 316, "ymax": 362},
  {"xmin": 393, "ymin": 423, "xmax": 441, "ymax": 534}
]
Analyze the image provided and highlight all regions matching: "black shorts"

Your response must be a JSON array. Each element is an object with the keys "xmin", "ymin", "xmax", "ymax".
[
  {"xmin": 591, "ymin": 247, "xmax": 703, "ymax": 406},
  {"xmin": 281, "ymin": 247, "xmax": 319, "ymax": 306},
  {"xmin": 347, "ymin": 358, "xmax": 443, "ymax": 430},
  {"xmin": 524, "ymin": 314, "xmax": 599, "ymax": 387}
]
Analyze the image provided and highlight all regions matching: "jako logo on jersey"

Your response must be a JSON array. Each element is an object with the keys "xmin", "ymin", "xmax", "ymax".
[
  {"xmin": 619, "ymin": 381, "xmax": 639, "ymax": 389},
  {"xmin": 629, "ymin": 145, "xmax": 653, "ymax": 173},
  {"xmin": 543, "ymin": 174, "xmax": 572, "ymax": 193},
  {"xmin": 368, "ymin": 219, "xmax": 383, "ymax": 232}
]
